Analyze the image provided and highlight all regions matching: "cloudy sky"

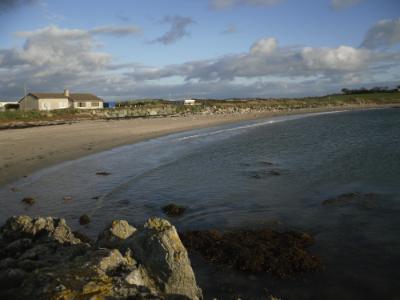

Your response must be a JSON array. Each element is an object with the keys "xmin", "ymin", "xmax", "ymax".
[{"xmin": 0, "ymin": 0, "xmax": 399, "ymax": 100}]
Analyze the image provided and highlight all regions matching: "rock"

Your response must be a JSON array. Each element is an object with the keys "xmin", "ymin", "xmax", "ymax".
[
  {"xmin": 0, "ymin": 216, "xmax": 81, "ymax": 244},
  {"xmin": 63, "ymin": 196, "xmax": 72, "ymax": 202},
  {"xmin": 127, "ymin": 217, "xmax": 202, "ymax": 299},
  {"xmin": 162, "ymin": 203, "xmax": 186, "ymax": 217},
  {"xmin": 79, "ymin": 214, "xmax": 91, "ymax": 225},
  {"xmin": 0, "ymin": 268, "xmax": 27, "ymax": 289},
  {"xmin": 148, "ymin": 110, "xmax": 158, "ymax": 116},
  {"xmin": 21, "ymin": 197, "xmax": 35, "ymax": 205},
  {"xmin": 98, "ymin": 220, "xmax": 137, "ymax": 249},
  {"xmin": 4, "ymin": 238, "xmax": 32, "ymax": 254},
  {"xmin": 72, "ymin": 230, "xmax": 93, "ymax": 244},
  {"xmin": 268, "ymin": 170, "xmax": 281, "ymax": 176},
  {"xmin": 0, "ymin": 216, "xmax": 202, "ymax": 300},
  {"xmin": 20, "ymin": 244, "xmax": 50, "ymax": 260}
]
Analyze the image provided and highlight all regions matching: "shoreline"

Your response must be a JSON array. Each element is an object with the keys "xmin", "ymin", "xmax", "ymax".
[{"xmin": 0, "ymin": 104, "xmax": 397, "ymax": 187}]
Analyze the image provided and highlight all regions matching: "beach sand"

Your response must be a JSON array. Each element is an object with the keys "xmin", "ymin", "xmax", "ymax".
[{"xmin": 0, "ymin": 105, "xmax": 395, "ymax": 187}]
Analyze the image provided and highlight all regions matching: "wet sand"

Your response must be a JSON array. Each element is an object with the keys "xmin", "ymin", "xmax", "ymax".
[{"xmin": 0, "ymin": 105, "xmax": 396, "ymax": 187}]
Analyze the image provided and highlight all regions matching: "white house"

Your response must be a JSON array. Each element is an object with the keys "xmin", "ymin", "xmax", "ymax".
[
  {"xmin": 19, "ymin": 89, "xmax": 103, "ymax": 111},
  {"xmin": 184, "ymin": 99, "xmax": 196, "ymax": 105}
]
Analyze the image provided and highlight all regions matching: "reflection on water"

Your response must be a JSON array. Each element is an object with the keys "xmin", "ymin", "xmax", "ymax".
[{"xmin": 1, "ymin": 108, "xmax": 399, "ymax": 299}]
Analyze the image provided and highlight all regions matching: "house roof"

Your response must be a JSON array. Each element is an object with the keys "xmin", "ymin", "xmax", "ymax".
[
  {"xmin": 68, "ymin": 93, "xmax": 103, "ymax": 102},
  {"xmin": 26, "ymin": 93, "xmax": 103, "ymax": 102}
]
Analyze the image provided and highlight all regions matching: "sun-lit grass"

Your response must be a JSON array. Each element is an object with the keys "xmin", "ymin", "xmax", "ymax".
[
  {"xmin": 1, "ymin": 92, "xmax": 399, "ymax": 124},
  {"xmin": 0, "ymin": 109, "xmax": 86, "ymax": 124}
]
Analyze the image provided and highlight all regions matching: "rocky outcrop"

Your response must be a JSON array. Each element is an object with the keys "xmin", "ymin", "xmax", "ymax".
[
  {"xmin": 127, "ymin": 218, "xmax": 202, "ymax": 300},
  {"xmin": 0, "ymin": 215, "xmax": 202, "ymax": 300}
]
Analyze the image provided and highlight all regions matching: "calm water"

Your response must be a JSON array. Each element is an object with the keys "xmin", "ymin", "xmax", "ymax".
[{"xmin": 1, "ymin": 108, "xmax": 400, "ymax": 299}]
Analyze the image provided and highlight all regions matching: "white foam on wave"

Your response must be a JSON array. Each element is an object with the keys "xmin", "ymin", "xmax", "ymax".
[
  {"xmin": 175, "ymin": 110, "xmax": 347, "ymax": 142},
  {"xmin": 177, "ymin": 120, "xmax": 277, "ymax": 141}
]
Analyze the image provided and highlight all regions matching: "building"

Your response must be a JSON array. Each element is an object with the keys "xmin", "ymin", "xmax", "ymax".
[
  {"xmin": 183, "ymin": 99, "xmax": 196, "ymax": 105},
  {"xmin": 0, "ymin": 101, "xmax": 19, "ymax": 111},
  {"xmin": 19, "ymin": 89, "xmax": 103, "ymax": 111}
]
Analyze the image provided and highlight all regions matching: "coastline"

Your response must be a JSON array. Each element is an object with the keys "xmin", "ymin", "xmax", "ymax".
[{"xmin": 0, "ymin": 104, "xmax": 397, "ymax": 187}]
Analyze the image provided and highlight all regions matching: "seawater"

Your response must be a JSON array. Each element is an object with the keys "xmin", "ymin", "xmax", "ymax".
[{"xmin": 1, "ymin": 108, "xmax": 399, "ymax": 299}]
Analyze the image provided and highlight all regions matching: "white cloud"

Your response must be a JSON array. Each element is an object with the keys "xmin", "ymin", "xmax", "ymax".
[
  {"xmin": 11, "ymin": 26, "xmax": 110, "ymax": 72},
  {"xmin": 90, "ymin": 25, "xmax": 141, "ymax": 36},
  {"xmin": 250, "ymin": 37, "xmax": 277, "ymax": 55},
  {"xmin": 361, "ymin": 18, "xmax": 400, "ymax": 49},
  {"xmin": 0, "ymin": 25, "xmax": 399, "ymax": 100},
  {"xmin": 330, "ymin": 0, "xmax": 362, "ymax": 9},
  {"xmin": 210, "ymin": 0, "xmax": 282, "ymax": 10},
  {"xmin": 136, "ymin": 41, "xmax": 371, "ymax": 82},
  {"xmin": 301, "ymin": 46, "xmax": 370, "ymax": 71}
]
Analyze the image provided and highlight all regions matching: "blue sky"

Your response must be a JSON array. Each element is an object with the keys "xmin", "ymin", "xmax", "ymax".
[{"xmin": 0, "ymin": 0, "xmax": 399, "ymax": 100}]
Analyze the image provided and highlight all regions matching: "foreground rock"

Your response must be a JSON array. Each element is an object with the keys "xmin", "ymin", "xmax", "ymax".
[
  {"xmin": 0, "ymin": 215, "xmax": 202, "ymax": 300},
  {"xmin": 180, "ymin": 228, "xmax": 321, "ymax": 279}
]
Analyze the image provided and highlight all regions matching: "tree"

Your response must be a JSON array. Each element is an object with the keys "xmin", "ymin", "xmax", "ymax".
[{"xmin": 341, "ymin": 88, "xmax": 350, "ymax": 94}]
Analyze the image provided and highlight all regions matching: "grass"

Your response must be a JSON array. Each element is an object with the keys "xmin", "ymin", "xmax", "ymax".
[
  {"xmin": 0, "ymin": 109, "xmax": 89, "ymax": 124},
  {"xmin": 1, "ymin": 92, "xmax": 399, "ymax": 124}
]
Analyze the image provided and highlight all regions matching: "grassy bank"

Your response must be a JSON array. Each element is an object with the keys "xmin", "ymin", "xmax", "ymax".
[
  {"xmin": 0, "ymin": 108, "xmax": 92, "ymax": 124},
  {"xmin": 1, "ymin": 92, "xmax": 399, "ymax": 125}
]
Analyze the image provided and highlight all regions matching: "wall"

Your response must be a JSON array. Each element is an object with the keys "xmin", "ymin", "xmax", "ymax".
[
  {"xmin": 38, "ymin": 98, "xmax": 69, "ymax": 111},
  {"xmin": 20, "ymin": 96, "xmax": 70, "ymax": 111},
  {"xmin": 19, "ymin": 95, "xmax": 39, "ymax": 110},
  {"xmin": 73, "ymin": 101, "xmax": 104, "ymax": 109}
]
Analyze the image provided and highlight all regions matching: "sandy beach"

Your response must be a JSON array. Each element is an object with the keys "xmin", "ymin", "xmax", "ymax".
[
  {"xmin": 0, "ymin": 105, "xmax": 395, "ymax": 187},
  {"xmin": 0, "ymin": 111, "xmax": 271, "ymax": 186}
]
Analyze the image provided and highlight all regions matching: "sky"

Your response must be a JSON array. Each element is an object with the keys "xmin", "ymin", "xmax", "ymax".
[{"xmin": 0, "ymin": 0, "xmax": 399, "ymax": 100}]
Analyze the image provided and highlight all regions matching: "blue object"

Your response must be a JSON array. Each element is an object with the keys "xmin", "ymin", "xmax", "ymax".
[{"xmin": 104, "ymin": 101, "xmax": 116, "ymax": 108}]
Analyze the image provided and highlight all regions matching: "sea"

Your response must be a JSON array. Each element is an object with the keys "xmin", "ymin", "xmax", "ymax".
[{"xmin": 1, "ymin": 108, "xmax": 399, "ymax": 299}]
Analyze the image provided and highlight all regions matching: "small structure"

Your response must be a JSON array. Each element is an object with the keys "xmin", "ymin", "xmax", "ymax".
[
  {"xmin": 19, "ymin": 89, "xmax": 103, "ymax": 111},
  {"xmin": 184, "ymin": 99, "xmax": 196, "ymax": 105},
  {"xmin": 103, "ymin": 101, "xmax": 116, "ymax": 108},
  {"xmin": 0, "ymin": 101, "xmax": 19, "ymax": 111}
]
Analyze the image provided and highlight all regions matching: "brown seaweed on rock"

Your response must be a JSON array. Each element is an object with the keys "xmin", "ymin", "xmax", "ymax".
[{"xmin": 180, "ymin": 228, "xmax": 321, "ymax": 278}]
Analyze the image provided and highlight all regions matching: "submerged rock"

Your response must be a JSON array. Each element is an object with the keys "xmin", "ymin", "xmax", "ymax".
[
  {"xmin": 0, "ymin": 216, "xmax": 202, "ymax": 300},
  {"xmin": 62, "ymin": 196, "xmax": 72, "ymax": 202},
  {"xmin": 248, "ymin": 168, "xmax": 284, "ymax": 179},
  {"xmin": 259, "ymin": 161, "xmax": 274, "ymax": 166},
  {"xmin": 162, "ymin": 203, "xmax": 186, "ymax": 217},
  {"xmin": 21, "ymin": 197, "xmax": 35, "ymax": 205},
  {"xmin": 268, "ymin": 170, "xmax": 281, "ymax": 176},
  {"xmin": 322, "ymin": 192, "xmax": 379, "ymax": 208},
  {"xmin": 180, "ymin": 228, "xmax": 321, "ymax": 279},
  {"xmin": 96, "ymin": 171, "xmax": 111, "ymax": 176},
  {"xmin": 79, "ymin": 214, "xmax": 91, "ymax": 225}
]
